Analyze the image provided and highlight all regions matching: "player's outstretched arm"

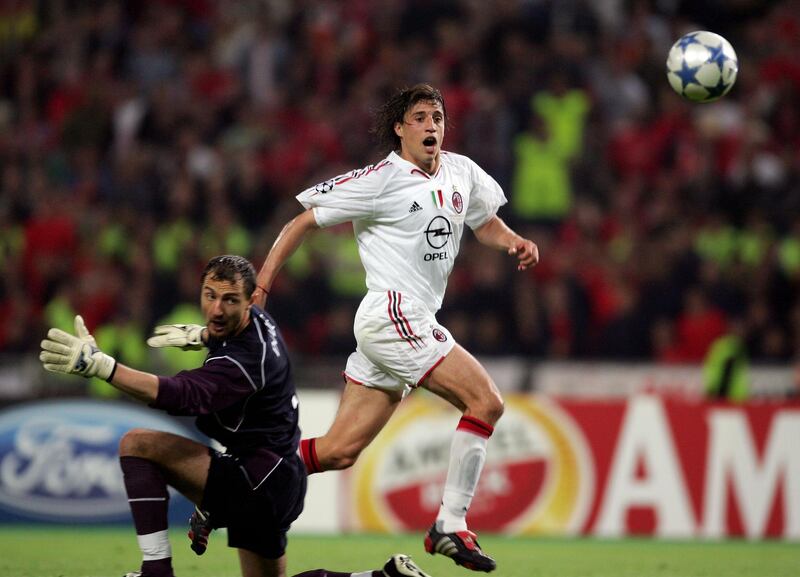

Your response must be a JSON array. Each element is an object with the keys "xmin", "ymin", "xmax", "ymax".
[
  {"xmin": 106, "ymin": 364, "xmax": 160, "ymax": 403},
  {"xmin": 474, "ymin": 215, "xmax": 539, "ymax": 271},
  {"xmin": 253, "ymin": 208, "xmax": 320, "ymax": 307},
  {"xmin": 40, "ymin": 315, "xmax": 159, "ymax": 403}
]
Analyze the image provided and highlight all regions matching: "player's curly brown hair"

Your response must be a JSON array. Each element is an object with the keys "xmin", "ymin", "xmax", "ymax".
[{"xmin": 372, "ymin": 83, "xmax": 447, "ymax": 152}]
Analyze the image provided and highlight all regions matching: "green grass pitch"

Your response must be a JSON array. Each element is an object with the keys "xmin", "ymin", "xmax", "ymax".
[{"xmin": 0, "ymin": 526, "xmax": 797, "ymax": 577}]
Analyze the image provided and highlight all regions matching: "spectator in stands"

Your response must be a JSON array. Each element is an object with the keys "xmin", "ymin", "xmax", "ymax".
[{"xmin": 1, "ymin": 0, "xmax": 799, "ymax": 372}]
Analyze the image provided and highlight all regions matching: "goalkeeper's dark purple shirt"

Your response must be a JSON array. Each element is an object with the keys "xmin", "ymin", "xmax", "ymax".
[{"xmin": 152, "ymin": 306, "xmax": 300, "ymax": 458}]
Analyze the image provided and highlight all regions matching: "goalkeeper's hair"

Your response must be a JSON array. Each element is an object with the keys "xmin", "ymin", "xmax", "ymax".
[
  {"xmin": 202, "ymin": 255, "xmax": 257, "ymax": 297},
  {"xmin": 372, "ymin": 83, "xmax": 447, "ymax": 153}
]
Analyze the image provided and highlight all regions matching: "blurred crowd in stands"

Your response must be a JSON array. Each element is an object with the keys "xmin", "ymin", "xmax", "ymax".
[{"xmin": 2, "ymin": 0, "xmax": 800, "ymax": 376}]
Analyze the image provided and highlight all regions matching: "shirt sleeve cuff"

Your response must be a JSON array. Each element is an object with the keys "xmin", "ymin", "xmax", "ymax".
[{"xmin": 151, "ymin": 376, "xmax": 180, "ymax": 411}]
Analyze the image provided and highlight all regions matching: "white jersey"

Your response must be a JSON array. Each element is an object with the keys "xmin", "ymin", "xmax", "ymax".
[{"xmin": 297, "ymin": 150, "xmax": 506, "ymax": 313}]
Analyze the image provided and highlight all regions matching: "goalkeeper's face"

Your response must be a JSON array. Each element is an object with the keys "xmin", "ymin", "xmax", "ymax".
[{"xmin": 200, "ymin": 275, "xmax": 252, "ymax": 339}]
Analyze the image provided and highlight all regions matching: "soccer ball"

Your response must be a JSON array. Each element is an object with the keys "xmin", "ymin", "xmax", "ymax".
[{"xmin": 666, "ymin": 31, "xmax": 738, "ymax": 103}]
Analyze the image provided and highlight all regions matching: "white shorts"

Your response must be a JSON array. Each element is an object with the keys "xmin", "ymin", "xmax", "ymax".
[{"xmin": 344, "ymin": 290, "xmax": 456, "ymax": 394}]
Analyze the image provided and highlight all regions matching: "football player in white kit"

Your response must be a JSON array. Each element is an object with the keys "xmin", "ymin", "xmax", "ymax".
[
  {"xmin": 254, "ymin": 84, "xmax": 538, "ymax": 573},
  {"xmin": 154, "ymin": 84, "xmax": 538, "ymax": 573}
]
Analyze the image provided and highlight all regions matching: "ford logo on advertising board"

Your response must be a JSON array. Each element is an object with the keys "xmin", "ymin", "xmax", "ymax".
[{"xmin": 0, "ymin": 399, "xmax": 195, "ymax": 523}]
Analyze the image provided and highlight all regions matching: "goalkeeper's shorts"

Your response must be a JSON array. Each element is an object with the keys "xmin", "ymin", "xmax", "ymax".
[{"xmin": 201, "ymin": 448, "xmax": 306, "ymax": 559}]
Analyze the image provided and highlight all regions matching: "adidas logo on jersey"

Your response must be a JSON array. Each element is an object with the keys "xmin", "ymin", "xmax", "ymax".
[{"xmin": 409, "ymin": 201, "xmax": 423, "ymax": 213}]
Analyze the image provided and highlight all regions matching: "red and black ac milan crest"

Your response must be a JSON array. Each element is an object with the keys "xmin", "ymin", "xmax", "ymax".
[
  {"xmin": 452, "ymin": 191, "xmax": 463, "ymax": 214},
  {"xmin": 432, "ymin": 328, "xmax": 447, "ymax": 342}
]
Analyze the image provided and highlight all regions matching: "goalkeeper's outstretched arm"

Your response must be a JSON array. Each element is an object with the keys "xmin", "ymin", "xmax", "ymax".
[
  {"xmin": 40, "ymin": 314, "xmax": 159, "ymax": 403},
  {"xmin": 107, "ymin": 364, "xmax": 159, "ymax": 403}
]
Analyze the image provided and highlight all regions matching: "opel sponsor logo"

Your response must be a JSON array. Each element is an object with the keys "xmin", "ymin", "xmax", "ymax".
[
  {"xmin": 0, "ymin": 399, "xmax": 194, "ymax": 523},
  {"xmin": 424, "ymin": 216, "xmax": 452, "ymax": 249}
]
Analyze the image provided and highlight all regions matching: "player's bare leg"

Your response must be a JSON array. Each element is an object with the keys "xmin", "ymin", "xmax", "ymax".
[
  {"xmin": 300, "ymin": 378, "xmax": 402, "ymax": 473},
  {"xmin": 422, "ymin": 344, "xmax": 504, "ymax": 425},
  {"xmin": 118, "ymin": 429, "xmax": 212, "ymax": 577},
  {"xmin": 238, "ymin": 548, "xmax": 286, "ymax": 577},
  {"xmin": 420, "ymin": 344, "xmax": 502, "ymax": 572},
  {"xmin": 119, "ymin": 428, "xmax": 211, "ymax": 502},
  {"xmin": 120, "ymin": 430, "xmax": 218, "ymax": 556}
]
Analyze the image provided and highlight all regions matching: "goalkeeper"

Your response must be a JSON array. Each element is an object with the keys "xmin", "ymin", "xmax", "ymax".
[{"xmin": 39, "ymin": 254, "xmax": 433, "ymax": 577}]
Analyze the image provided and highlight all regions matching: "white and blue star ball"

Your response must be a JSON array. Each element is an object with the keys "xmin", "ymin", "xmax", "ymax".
[{"xmin": 666, "ymin": 31, "xmax": 738, "ymax": 103}]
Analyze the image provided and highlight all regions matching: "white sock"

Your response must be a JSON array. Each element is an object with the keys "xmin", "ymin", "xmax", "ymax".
[
  {"xmin": 136, "ymin": 529, "xmax": 172, "ymax": 560},
  {"xmin": 436, "ymin": 416, "xmax": 493, "ymax": 533}
]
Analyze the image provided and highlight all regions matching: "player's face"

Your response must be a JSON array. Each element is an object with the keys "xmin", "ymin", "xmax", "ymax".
[
  {"xmin": 395, "ymin": 100, "xmax": 445, "ymax": 174},
  {"xmin": 200, "ymin": 275, "xmax": 252, "ymax": 339}
]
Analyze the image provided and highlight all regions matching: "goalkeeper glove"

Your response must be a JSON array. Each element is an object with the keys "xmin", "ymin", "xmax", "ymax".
[
  {"xmin": 39, "ymin": 315, "xmax": 117, "ymax": 381},
  {"xmin": 147, "ymin": 324, "xmax": 205, "ymax": 350}
]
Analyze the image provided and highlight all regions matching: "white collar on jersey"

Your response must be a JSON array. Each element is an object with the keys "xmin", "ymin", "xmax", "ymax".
[{"xmin": 388, "ymin": 150, "xmax": 444, "ymax": 180}]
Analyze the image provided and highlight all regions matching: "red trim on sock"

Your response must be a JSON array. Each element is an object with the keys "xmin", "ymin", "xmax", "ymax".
[
  {"xmin": 299, "ymin": 439, "xmax": 311, "ymax": 471},
  {"xmin": 457, "ymin": 416, "xmax": 494, "ymax": 438},
  {"xmin": 300, "ymin": 438, "xmax": 322, "ymax": 474},
  {"xmin": 311, "ymin": 438, "xmax": 321, "ymax": 472}
]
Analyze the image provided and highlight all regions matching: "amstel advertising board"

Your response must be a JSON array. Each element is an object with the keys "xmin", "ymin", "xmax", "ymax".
[{"xmin": 343, "ymin": 393, "xmax": 800, "ymax": 539}]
